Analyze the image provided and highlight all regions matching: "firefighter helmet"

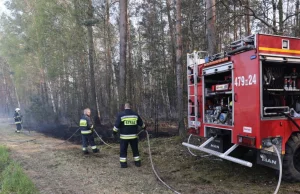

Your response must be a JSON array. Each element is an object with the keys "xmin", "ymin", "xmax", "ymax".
[{"xmin": 15, "ymin": 108, "xmax": 20, "ymax": 112}]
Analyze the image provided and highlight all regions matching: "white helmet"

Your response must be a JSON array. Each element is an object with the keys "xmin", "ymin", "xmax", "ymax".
[{"xmin": 15, "ymin": 108, "xmax": 20, "ymax": 112}]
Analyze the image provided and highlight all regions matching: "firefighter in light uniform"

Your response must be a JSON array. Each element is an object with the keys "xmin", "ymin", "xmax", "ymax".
[
  {"xmin": 113, "ymin": 102, "xmax": 146, "ymax": 168},
  {"xmin": 79, "ymin": 108, "xmax": 99, "ymax": 154},
  {"xmin": 14, "ymin": 108, "xmax": 22, "ymax": 133}
]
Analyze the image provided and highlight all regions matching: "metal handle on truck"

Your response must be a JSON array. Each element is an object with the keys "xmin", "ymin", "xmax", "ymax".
[
  {"xmin": 263, "ymin": 106, "xmax": 290, "ymax": 115},
  {"xmin": 234, "ymin": 93, "xmax": 238, "ymax": 102}
]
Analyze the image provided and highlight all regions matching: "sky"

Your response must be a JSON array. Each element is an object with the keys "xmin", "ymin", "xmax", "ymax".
[{"xmin": 0, "ymin": 0, "xmax": 8, "ymax": 15}]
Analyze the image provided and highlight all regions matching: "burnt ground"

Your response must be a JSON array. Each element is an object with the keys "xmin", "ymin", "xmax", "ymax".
[
  {"xmin": 0, "ymin": 120, "xmax": 300, "ymax": 194},
  {"xmin": 22, "ymin": 122, "xmax": 176, "ymax": 145}
]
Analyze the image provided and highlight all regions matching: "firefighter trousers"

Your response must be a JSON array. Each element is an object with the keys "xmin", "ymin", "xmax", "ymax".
[
  {"xmin": 81, "ymin": 133, "xmax": 97, "ymax": 151},
  {"xmin": 16, "ymin": 123, "xmax": 22, "ymax": 131},
  {"xmin": 120, "ymin": 138, "xmax": 140, "ymax": 164}
]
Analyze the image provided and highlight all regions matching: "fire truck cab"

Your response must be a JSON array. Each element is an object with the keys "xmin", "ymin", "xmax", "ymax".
[{"xmin": 183, "ymin": 34, "xmax": 300, "ymax": 182}]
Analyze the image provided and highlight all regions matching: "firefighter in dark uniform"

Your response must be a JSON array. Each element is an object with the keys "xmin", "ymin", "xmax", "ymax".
[
  {"xmin": 113, "ymin": 102, "xmax": 146, "ymax": 168},
  {"xmin": 79, "ymin": 108, "xmax": 99, "ymax": 154},
  {"xmin": 14, "ymin": 108, "xmax": 22, "ymax": 133}
]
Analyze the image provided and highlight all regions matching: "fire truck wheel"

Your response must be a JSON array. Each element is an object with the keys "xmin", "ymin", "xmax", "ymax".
[{"xmin": 283, "ymin": 133, "xmax": 300, "ymax": 182}]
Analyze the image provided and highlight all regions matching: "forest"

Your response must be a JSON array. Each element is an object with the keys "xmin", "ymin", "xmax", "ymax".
[{"xmin": 0, "ymin": 0, "xmax": 299, "ymax": 134}]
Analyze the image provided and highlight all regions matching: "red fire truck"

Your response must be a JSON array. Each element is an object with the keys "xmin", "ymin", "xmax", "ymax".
[{"xmin": 182, "ymin": 34, "xmax": 300, "ymax": 182}]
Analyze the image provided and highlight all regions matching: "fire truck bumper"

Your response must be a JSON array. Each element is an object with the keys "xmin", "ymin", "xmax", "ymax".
[{"xmin": 182, "ymin": 136, "xmax": 253, "ymax": 168}]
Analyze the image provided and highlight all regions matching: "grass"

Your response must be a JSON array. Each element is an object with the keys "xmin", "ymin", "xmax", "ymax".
[{"xmin": 0, "ymin": 146, "xmax": 39, "ymax": 194}]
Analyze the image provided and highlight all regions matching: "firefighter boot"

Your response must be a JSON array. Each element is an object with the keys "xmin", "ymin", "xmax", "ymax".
[
  {"xmin": 92, "ymin": 148, "xmax": 99, "ymax": 153},
  {"xmin": 82, "ymin": 147, "xmax": 89, "ymax": 155},
  {"xmin": 135, "ymin": 161, "xmax": 141, "ymax": 167},
  {"xmin": 83, "ymin": 150, "xmax": 89, "ymax": 155},
  {"xmin": 120, "ymin": 162, "xmax": 128, "ymax": 168}
]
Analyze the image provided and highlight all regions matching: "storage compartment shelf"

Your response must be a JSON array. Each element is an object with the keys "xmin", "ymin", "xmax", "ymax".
[
  {"xmin": 267, "ymin": 88, "xmax": 300, "ymax": 92},
  {"xmin": 206, "ymin": 91, "xmax": 232, "ymax": 96}
]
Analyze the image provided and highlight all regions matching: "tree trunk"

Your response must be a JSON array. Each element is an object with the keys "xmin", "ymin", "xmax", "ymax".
[
  {"xmin": 272, "ymin": 0, "xmax": 277, "ymax": 34},
  {"xmin": 206, "ymin": 0, "xmax": 217, "ymax": 55},
  {"xmin": 119, "ymin": 0, "xmax": 128, "ymax": 109},
  {"xmin": 245, "ymin": 0, "xmax": 251, "ymax": 35},
  {"xmin": 278, "ymin": 0, "xmax": 283, "ymax": 34},
  {"xmin": 1, "ymin": 64, "xmax": 10, "ymax": 116},
  {"xmin": 166, "ymin": 0, "xmax": 177, "ymax": 100},
  {"xmin": 73, "ymin": 0, "xmax": 88, "ymax": 107},
  {"xmin": 105, "ymin": 0, "xmax": 114, "ymax": 120},
  {"xmin": 160, "ymin": 0, "xmax": 171, "ymax": 118},
  {"xmin": 233, "ymin": 2, "xmax": 237, "ymax": 40},
  {"xmin": 166, "ymin": 0, "xmax": 176, "ymax": 69},
  {"xmin": 176, "ymin": 0, "xmax": 184, "ymax": 136},
  {"xmin": 126, "ymin": 15, "xmax": 132, "ymax": 104},
  {"xmin": 87, "ymin": 0, "xmax": 99, "ymax": 124},
  {"xmin": 296, "ymin": 0, "xmax": 300, "ymax": 36}
]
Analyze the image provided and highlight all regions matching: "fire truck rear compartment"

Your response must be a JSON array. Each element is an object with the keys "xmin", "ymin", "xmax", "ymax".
[
  {"xmin": 262, "ymin": 59, "xmax": 300, "ymax": 118},
  {"xmin": 204, "ymin": 127, "xmax": 232, "ymax": 153},
  {"xmin": 203, "ymin": 66, "xmax": 233, "ymax": 126}
]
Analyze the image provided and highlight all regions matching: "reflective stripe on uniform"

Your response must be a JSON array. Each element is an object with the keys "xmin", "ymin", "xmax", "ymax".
[
  {"xmin": 80, "ymin": 119, "xmax": 87, "ymax": 127},
  {"xmin": 91, "ymin": 146, "xmax": 97, "ymax": 149},
  {"xmin": 15, "ymin": 121, "xmax": 21, "ymax": 124},
  {"xmin": 120, "ymin": 157, "xmax": 127, "ymax": 162},
  {"xmin": 81, "ymin": 130, "xmax": 92, "ymax": 134},
  {"xmin": 82, "ymin": 147, "xmax": 87, "ymax": 151},
  {"xmin": 142, "ymin": 124, "xmax": 145, "ymax": 128},
  {"xmin": 120, "ymin": 134, "xmax": 137, "ymax": 139},
  {"xmin": 134, "ymin": 156, "xmax": 140, "ymax": 161},
  {"xmin": 121, "ymin": 115, "xmax": 138, "ymax": 120},
  {"xmin": 113, "ymin": 126, "xmax": 119, "ymax": 132},
  {"xmin": 121, "ymin": 115, "xmax": 138, "ymax": 125}
]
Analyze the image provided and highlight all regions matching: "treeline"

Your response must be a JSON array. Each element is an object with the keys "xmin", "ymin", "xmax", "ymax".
[{"xmin": 0, "ymin": 0, "xmax": 299, "ymax": 131}]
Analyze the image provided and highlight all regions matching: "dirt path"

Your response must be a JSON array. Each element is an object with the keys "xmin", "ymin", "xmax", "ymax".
[{"xmin": 1, "ymin": 122, "xmax": 300, "ymax": 194}]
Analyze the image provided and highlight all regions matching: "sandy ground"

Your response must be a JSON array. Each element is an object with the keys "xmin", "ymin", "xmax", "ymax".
[{"xmin": 1, "ymin": 121, "xmax": 300, "ymax": 194}]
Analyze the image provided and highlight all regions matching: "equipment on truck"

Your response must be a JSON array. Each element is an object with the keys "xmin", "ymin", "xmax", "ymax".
[{"xmin": 183, "ymin": 34, "xmax": 300, "ymax": 182}]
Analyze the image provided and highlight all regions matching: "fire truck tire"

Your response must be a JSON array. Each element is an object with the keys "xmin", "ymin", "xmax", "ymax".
[{"xmin": 283, "ymin": 133, "xmax": 300, "ymax": 182}]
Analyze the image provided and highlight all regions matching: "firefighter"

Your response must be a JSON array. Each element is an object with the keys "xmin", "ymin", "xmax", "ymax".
[
  {"xmin": 113, "ymin": 102, "xmax": 146, "ymax": 168},
  {"xmin": 14, "ymin": 108, "xmax": 22, "ymax": 133},
  {"xmin": 79, "ymin": 108, "xmax": 99, "ymax": 154}
]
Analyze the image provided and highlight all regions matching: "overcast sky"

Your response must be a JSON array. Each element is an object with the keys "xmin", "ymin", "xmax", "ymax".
[{"xmin": 0, "ymin": 0, "xmax": 8, "ymax": 15}]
